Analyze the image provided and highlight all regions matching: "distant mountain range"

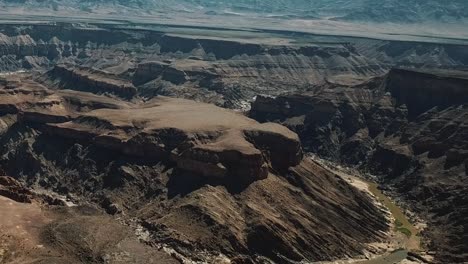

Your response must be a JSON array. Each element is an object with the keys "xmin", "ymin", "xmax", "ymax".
[
  {"xmin": 1, "ymin": 0, "xmax": 468, "ymax": 24},
  {"xmin": 337, "ymin": 0, "xmax": 468, "ymax": 23}
]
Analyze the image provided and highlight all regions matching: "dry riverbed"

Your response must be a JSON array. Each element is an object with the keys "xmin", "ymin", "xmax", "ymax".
[{"xmin": 309, "ymin": 155, "xmax": 432, "ymax": 264}]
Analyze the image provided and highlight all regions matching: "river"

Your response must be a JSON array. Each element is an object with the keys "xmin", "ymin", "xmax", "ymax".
[{"xmin": 310, "ymin": 156, "xmax": 423, "ymax": 264}]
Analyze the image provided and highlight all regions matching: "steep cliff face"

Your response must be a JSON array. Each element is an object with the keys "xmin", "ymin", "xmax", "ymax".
[
  {"xmin": 250, "ymin": 68, "xmax": 468, "ymax": 263},
  {"xmin": 250, "ymin": 78, "xmax": 384, "ymax": 159},
  {"xmin": 0, "ymin": 72, "xmax": 389, "ymax": 263}
]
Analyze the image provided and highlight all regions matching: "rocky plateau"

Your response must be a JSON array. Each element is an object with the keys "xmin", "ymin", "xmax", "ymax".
[
  {"xmin": 0, "ymin": 18, "xmax": 467, "ymax": 264},
  {"xmin": 0, "ymin": 71, "xmax": 392, "ymax": 263}
]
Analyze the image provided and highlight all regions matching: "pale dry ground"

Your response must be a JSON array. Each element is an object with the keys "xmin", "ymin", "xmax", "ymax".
[
  {"xmin": 1, "ymin": 11, "xmax": 468, "ymax": 45},
  {"xmin": 93, "ymin": 96, "xmax": 296, "ymax": 138},
  {"xmin": 0, "ymin": 195, "xmax": 180, "ymax": 264},
  {"xmin": 59, "ymin": 96, "xmax": 299, "ymax": 156},
  {"xmin": 0, "ymin": 196, "xmax": 54, "ymax": 263}
]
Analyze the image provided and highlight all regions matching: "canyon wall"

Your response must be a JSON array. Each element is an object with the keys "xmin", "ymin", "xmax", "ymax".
[
  {"xmin": 250, "ymin": 68, "xmax": 468, "ymax": 262},
  {"xmin": 2, "ymin": 23, "xmax": 468, "ymax": 109}
]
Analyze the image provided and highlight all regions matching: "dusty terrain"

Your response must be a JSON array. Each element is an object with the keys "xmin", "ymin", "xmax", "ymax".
[{"xmin": 0, "ymin": 180, "xmax": 178, "ymax": 264}]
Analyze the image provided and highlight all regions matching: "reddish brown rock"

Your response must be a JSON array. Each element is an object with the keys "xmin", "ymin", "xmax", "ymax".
[{"xmin": 44, "ymin": 97, "xmax": 302, "ymax": 185}]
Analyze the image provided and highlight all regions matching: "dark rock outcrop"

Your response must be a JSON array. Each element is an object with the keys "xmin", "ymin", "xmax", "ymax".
[
  {"xmin": 0, "ymin": 176, "xmax": 33, "ymax": 203},
  {"xmin": 133, "ymin": 61, "xmax": 170, "ymax": 85}
]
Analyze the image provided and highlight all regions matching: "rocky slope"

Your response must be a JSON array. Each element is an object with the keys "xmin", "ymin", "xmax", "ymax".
[
  {"xmin": 48, "ymin": 64, "xmax": 137, "ymax": 99},
  {"xmin": 250, "ymin": 68, "xmax": 468, "ymax": 263},
  {"xmin": 0, "ymin": 177, "xmax": 179, "ymax": 264},
  {"xmin": 0, "ymin": 72, "xmax": 389, "ymax": 263}
]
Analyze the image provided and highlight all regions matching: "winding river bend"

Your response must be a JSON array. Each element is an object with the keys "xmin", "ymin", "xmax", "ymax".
[{"xmin": 311, "ymin": 156, "xmax": 423, "ymax": 264}]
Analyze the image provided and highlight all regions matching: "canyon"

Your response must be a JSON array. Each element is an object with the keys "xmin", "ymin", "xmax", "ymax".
[
  {"xmin": 0, "ymin": 72, "xmax": 388, "ymax": 263},
  {"xmin": 0, "ymin": 13, "xmax": 467, "ymax": 264},
  {"xmin": 250, "ymin": 68, "xmax": 468, "ymax": 263}
]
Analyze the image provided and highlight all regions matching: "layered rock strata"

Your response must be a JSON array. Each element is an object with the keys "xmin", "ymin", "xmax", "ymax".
[
  {"xmin": 250, "ymin": 68, "xmax": 468, "ymax": 263},
  {"xmin": 2, "ymin": 22, "xmax": 468, "ymax": 109},
  {"xmin": 49, "ymin": 65, "xmax": 137, "ymax": 99},
  {"xmin": 0, "ymin": 73, "xmax": 389, "ymax": 263}
]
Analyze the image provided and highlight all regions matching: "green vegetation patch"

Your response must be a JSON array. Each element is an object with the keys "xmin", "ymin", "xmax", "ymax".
[
  {"xmin": 394, "ymin": 219, "xmax": 412, "ymax": 237},
  {"xmin": 396, "ymin": 227, "xmax": 412, "ymax": 238},
  {"xmin": 368, "ymin": 182, "xmax": 417, "ymax": 241}
]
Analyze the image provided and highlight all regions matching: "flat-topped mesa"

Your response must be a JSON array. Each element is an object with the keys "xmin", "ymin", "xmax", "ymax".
[
  {"xmin": 133, "ymin": 60, "xmax": 218, "ymax": 86},
  {"xmin": 0, "ymin": 76, "xmax": 302, "ymax": 185},
  {"xmin": 42, "ymin": 97, "xmax": 302, "ymax": 185},
  {"xmin": 49, "ymin": 65, "xmax": 137, "ymax": 99}
]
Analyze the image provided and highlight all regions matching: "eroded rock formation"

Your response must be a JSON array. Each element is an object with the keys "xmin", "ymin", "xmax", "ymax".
[
  {"xmin": 49, "ymin": 65, "xmax": 137, "ymax": 99},
  {"xmin": 0, "ymin": 72, "xmax": 389, "ymax": 263},
  {"xmin": 2, "ymin": 22, "xmax": 468, "ymax": 109},
  {"xmin": 0, "ymin": 176, "xmax": 33, "ymax": 203},
  {"xmin": 43, "ymin": 97, "xmax": 302, "ymax": 185},
  {"xmin": 250, "ymin": 68, "xmax": 468, "ymax": 263},
  {"xmin": 1, "ymin": 20, "xmax": 468, "ymax": 263}
]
